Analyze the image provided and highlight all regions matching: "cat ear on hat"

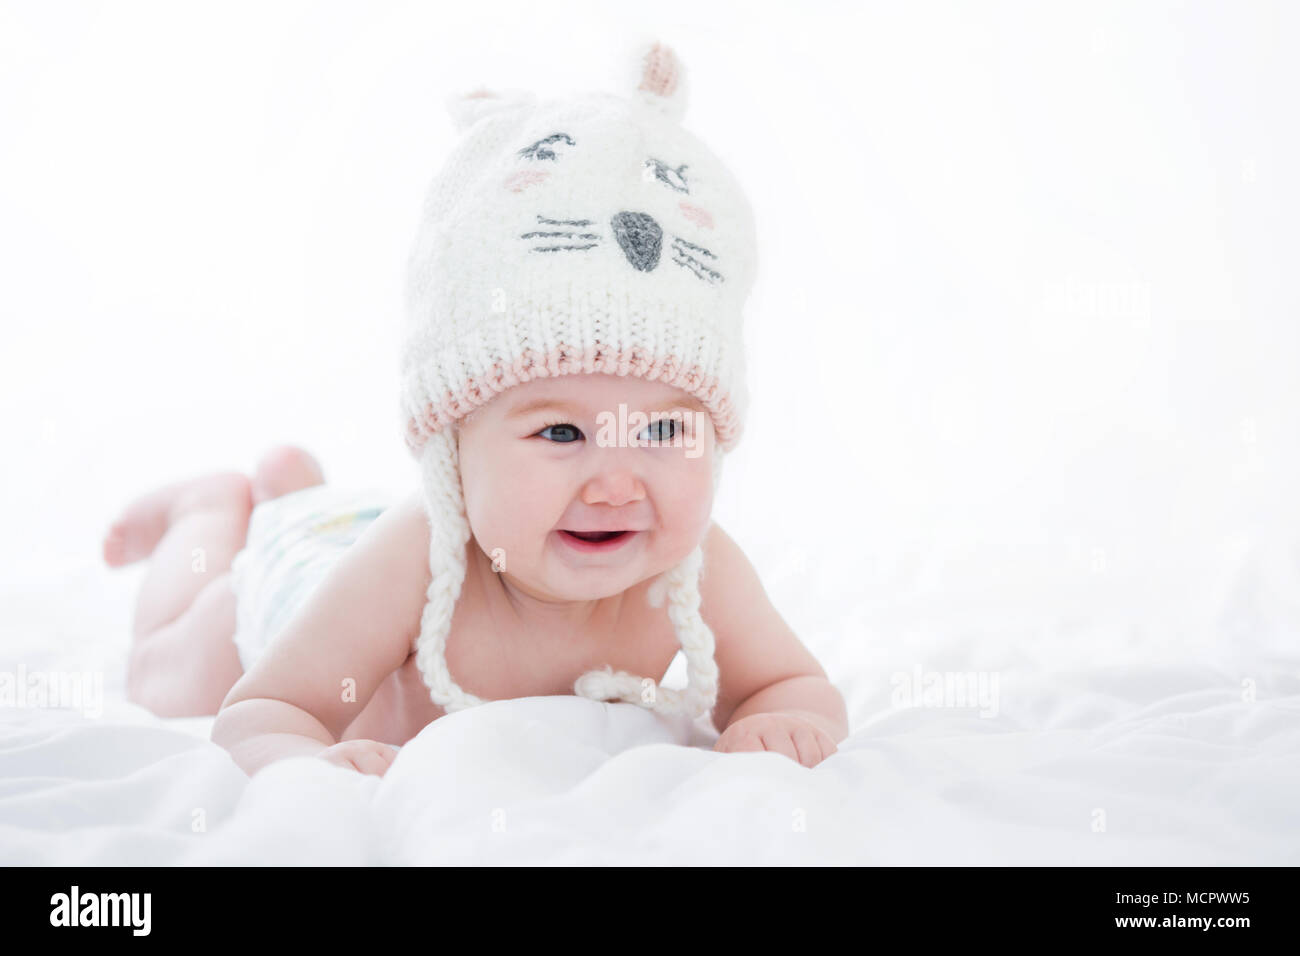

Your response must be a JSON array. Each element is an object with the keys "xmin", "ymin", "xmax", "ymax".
[
  {"xmin": 627, "ymin": 39, "xmax": 688, "ymax": 123},
  {"xmin": 444, "ymin": 86, "xmax": 536, "ymax": 133}
]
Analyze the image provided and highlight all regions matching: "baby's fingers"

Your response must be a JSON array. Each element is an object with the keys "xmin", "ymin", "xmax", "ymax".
[
  {"xmin": 815, "ymin": 727, "xmax": 838, "ymax": 758},
  {"xmin": 759, "ymin": 730, "xmax": 800, "ymax": 764},
  {"xmin": 790, "ymin": 725, "xmax": 826, "ymax": 768},
  {"xmin": 714, "ymin": 729, "xmax": 761, "ymax": 754},
  {"xmin": 350, "ymin": 750, "xmax": 391, "ymax": 777}
]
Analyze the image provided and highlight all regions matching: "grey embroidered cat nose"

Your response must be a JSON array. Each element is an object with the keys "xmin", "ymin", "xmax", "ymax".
[{"xmin": 610, "ymin": 211, "xmax": 662, "ymax": 271}]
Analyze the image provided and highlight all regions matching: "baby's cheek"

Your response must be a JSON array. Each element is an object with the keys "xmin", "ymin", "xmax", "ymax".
[
  {"xmin": 657, "ymin": 466, "xmax": 714, "ymax": 538},
  {"xmin": 471, "ymin": 481, "xmax": 536, "ymax": 537},
  {"xmin": 463, "ymin": 471, "xmax": 529, "ymax": 548}
]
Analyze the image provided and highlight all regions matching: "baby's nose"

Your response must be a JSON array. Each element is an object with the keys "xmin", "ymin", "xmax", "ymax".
[{"xmin": 581, "ymin": 471, "xmax": 646, "ymax": 507}]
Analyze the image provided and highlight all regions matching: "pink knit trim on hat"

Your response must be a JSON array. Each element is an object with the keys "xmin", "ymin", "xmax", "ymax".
[{"xmin": 405, "ymin": 344, "xmax": 739, "ymax": 453}]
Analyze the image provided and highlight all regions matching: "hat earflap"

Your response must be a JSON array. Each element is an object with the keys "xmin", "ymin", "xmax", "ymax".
[{"xmin": 413, "ymin": 428, "xmax": 485, "ymax": 712}]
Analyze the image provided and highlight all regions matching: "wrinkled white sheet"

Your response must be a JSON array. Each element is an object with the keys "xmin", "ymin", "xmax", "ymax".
[
  {"xmin": 5, "ymin": 0, "xmax": 1300, "ymax": 867},
  {"xmin": 2, "ymin": 541, "xmax": 1298, "ymax": 866}
]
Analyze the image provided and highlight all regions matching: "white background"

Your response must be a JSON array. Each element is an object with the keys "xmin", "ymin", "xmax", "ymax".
[{"xmin": 2, "ymin": 0, "xmax": 1297, "ymax": 688}]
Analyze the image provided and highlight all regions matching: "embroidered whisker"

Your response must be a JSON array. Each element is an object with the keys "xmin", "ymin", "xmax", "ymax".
[
  {"xmin": 533, "ymin": 243, "xmax": 600, "ymax": 253},
  {"xmin": 671, "ymin": 249, "xmax": 724, "ymax": 283},
  {"xmin": 671, "ymin": 236, "xmax": 717, "ymax": 259},
  {"xmin": 520, "ymin": 231, "xmax": 601, "ymax": 240}
]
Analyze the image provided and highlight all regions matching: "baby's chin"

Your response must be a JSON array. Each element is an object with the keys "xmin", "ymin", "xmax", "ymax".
[
  {"xmin": 538, "ymin": 563, "xmax": 660, "ymax": 603},
  {"xmin": 536, "ymin": 554, "xmax": 684, "ymax": 603}
]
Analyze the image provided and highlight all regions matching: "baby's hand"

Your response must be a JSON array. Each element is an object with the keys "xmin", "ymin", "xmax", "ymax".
[
  {"xmin": 713, "ymin": 712, "xmax": 838, "ymax": 769},
  {"xmin": 318, "ymin": 739, "xmax": 400, "ymax": 777}
]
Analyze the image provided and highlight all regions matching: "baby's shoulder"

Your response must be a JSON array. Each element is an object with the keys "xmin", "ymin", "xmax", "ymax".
[
  {"xmin": 370, "ymin": 489, "xmax": 432, "ymax": 545},
  {"xmin": 696, "ymin": 520, "xmax": 777, "ymax": 635},
  {"xmin": 699, "ymin": 521, "xmax": 752, "ymax": 589},
  {"xmin": 343, "ymin": 490, "xmax": 434, "ymax": 598}
]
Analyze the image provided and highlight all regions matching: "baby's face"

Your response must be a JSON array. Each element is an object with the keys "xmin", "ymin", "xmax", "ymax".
[{"xmin": 456, "ymin": 373, "xmax": 716, "ymax": 602}]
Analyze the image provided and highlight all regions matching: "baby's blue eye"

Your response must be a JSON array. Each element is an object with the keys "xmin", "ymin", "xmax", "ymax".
[
  {"xmin": 638, "ymin": 419, "xmax": 679, "ymax": 443},
  {"xmin": 538, "ymin": 423, "xmax": 583, "ymax": 443}
]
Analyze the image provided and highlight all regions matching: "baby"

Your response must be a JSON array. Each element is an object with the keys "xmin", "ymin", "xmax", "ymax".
[{"xmin": 103, "ymin": 42, "xmax": 847, "ymax": 776}]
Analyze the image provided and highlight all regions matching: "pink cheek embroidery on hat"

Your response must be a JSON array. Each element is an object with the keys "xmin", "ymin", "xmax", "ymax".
[
  {"xmin": 679, "ymin": 201, "xmax": 713, "ymax": 229},
  {"xmin": 505, "ymin": 170, "xmax": 550, "ymax": 193}
]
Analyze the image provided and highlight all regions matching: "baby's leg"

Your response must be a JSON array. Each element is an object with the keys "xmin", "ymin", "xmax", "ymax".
[
  {"xmin": 105, "ymin": 446, "xmax": 324, "ymax": 717},
  {"xmin": 130, "ymin": 572, "xmax": 243, "ymax": 717}
]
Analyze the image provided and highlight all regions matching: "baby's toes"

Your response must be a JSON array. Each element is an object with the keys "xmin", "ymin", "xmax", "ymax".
[{"xmin": 102, "ymin": 521, "xmax": 133, "ymax": 567}]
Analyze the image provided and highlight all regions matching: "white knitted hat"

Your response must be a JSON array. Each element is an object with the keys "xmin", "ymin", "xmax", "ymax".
[{"xmin": 400, "ymin": 41, "xmax": 757, "ymax": 720}]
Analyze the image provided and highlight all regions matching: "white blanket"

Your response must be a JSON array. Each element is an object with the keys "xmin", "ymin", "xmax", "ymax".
[
  {"xmin": 4, "ymin": 0, "xmax": 1300, "ymax": 868},
  {"xmin": 3, "ymin": 543, "xmax": 1297, "ymax": 866}
]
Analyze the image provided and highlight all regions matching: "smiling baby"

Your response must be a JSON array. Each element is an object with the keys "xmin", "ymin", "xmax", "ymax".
[{"xmin": 104, "ymin": 42, "xmax": 847, "ymax": 776}]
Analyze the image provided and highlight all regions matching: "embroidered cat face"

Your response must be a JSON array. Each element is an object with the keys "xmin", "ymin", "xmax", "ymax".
[
  {"xmin": 508, "ymin": 123, "xmax": 727, "ymax": 285},
  {"xmin": 422, "ymin": 86, "xmax": 756, "ymax": 307}
]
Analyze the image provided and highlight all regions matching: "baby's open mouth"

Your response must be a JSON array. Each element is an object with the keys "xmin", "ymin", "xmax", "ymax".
[
  {"xmin": 555, "ymin": 528, "xmax": 641, "ymax": 554},
  {"xmin": 560, "ymin": 530, "xmax": 629, "ymax": 543}
]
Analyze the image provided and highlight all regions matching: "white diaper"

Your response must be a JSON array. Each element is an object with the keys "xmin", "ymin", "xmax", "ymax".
[{"xmin": 229, "ymin": 484, "xmax": 395, "ymax": 672}]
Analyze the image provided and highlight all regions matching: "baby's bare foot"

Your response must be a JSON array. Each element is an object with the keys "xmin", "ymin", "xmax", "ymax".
[
  {"xmin": 251, "ymin": 445, "xmax": 325, "ymax": 505},
  {"xmin": 102, "ymin": 446, "xmax": 323, "ymax": 567},
  {"xmin": 103, "ymin": 516, "xmax": 157, "ymax": 568},
  {"xmin": 102, "ymin": 472, "xmax": 251, "ymax": 567}
]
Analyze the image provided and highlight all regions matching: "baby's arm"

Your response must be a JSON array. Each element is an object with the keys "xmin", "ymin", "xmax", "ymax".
[
  {"xmin": 699, "ymin": 523, "xmax": 849, "ymax": 767},
  {"xmin": 211, "ymin": 491, "xmax": 433, "ymax": 776}
]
